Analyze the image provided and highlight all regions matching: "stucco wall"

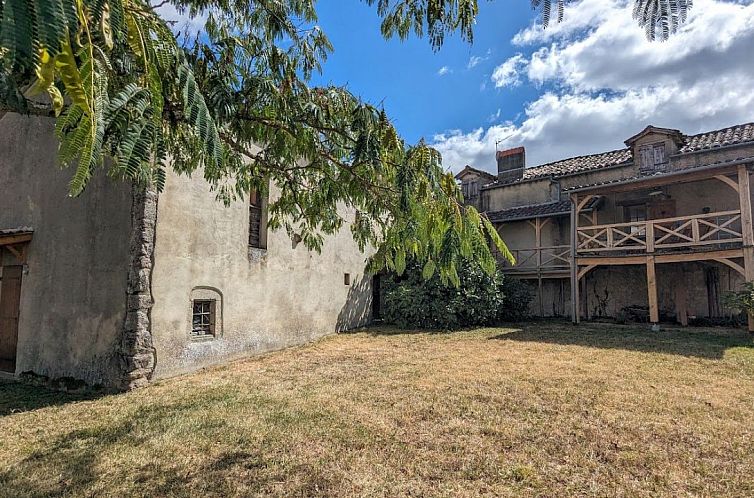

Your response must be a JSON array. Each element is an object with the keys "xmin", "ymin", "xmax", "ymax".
[
  {"xmin": 0, "ymin": 115, "xmax": 132, "ymax": 385},
  {"xmin": 150, "ymin": 170, "xmax": 373, "ymax": 379},
  {"xmin": 484, "ymin": 178, "xmax": 556, "ymax": 212},
  {"xmin": 579, "ymin": 262, "xmax": 742, "ymax": 321}
]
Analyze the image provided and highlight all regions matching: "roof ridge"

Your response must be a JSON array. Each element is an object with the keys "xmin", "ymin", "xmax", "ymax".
[{"xmin": 684, "ymin": 121, "xmax": 754, "ymax": 139}]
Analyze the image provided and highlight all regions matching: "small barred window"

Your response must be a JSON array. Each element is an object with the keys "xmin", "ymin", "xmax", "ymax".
[{"xmin": 191, "ymin": 299, "xmax": 216, "ymax": 338}]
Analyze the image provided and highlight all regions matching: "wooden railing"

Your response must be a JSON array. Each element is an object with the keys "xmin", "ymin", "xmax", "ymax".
[
  {"xmin": 499, "ymin": 245, "xmax": 571, "ymax": 272},
  {"xmin": 577, "ymin": 210, "xmax": 743, "ymax": 254}
]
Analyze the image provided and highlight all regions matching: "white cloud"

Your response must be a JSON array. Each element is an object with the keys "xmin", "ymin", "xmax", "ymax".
[
  {"xmin": 153, "ymin": 2, "xmax": 207, "ymax": 37},
  {"xmin": 491, "ymin": 54, "xmax": 528, "ymax": 88},
  {"xmin": 437, "ymin": 66, "xmax": 452, "ymax": 76},
  {"xmin": 467, "ymin": 54, "xmax": 487, "ymax": 69},
  {"xmin": 433, "ymin": 0, "xmax": 754, "ymax": 173}
]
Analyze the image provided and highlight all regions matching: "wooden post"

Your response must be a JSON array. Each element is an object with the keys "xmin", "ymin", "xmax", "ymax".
[
  {"xmin": 646, "ymin": 221, "xmax": 655, "ymax": 253},
  {"xmin": 646, "ymin": 256, "xmax": 659, "ymax": 327},
  {"xmin": 570, "ymin": 195, "xmax": 580, "ymax": 324},
  {"xmin": 737, "ymin": 165, "xmax": 754, "ymax": 332},
  {"xmin": 675, "ymin": 275, "xmax": 688, "ymax": 326}
]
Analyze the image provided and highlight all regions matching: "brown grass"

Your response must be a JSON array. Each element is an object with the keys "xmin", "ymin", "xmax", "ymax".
[{"xmin": 1, "ymin": 323, "xmax": 753, "ymax": 497}]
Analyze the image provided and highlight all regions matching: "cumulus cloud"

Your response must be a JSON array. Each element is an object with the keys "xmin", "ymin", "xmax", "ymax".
[
  {"xmin": 491, "ymin": 54, "xmax": 528, "ymax": 88},
  {"xmin": 437, "ymin": 66, "xmax": 452, "ymax": 76},
  {"xmin": 432, "ymin": 0, "xmax": 754, "ymax": 173}
]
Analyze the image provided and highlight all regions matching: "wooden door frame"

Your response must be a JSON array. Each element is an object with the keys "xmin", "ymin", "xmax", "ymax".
[{"xmin": 0, "ymin": 264, "xmax": 23, "ymax": 373}]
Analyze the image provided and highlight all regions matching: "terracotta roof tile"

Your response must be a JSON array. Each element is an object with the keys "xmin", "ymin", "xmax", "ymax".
[
  {"xmin": 487, "ymin": 200, "xmax": 573, "ymax": 222},
  {"xmin": 483, "ymin": 122, "xmax": 754, "ymax": 189},
  {"xmin": 485, "ymin": 149, "xmax": 633, "ymax": 188},
  {"xmin": 680, "ymin": 122, "xmax": 754, "ymax": 153}
]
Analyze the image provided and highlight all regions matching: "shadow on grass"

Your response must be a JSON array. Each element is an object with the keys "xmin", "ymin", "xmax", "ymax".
[
  {"xmin": 0, "ymin": 388, "xmax": 346, "ymax": 496},
  {"xmin": 0, "ymin": 381, "xmax": 101, "ymax": 417},
  {"xmin": 490, "ymin": 323, "xmax": 754, "ymax": 359},
  {"xmin": 344, "ymin": 324, "xmax": 463, "ymax": 336}
]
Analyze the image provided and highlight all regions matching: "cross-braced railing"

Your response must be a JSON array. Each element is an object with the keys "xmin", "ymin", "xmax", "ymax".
[
  {"xmin": 577, "ymin": 210, "xmax": 743, "ymax": 254},
  {"xmin": 499, "ymin": 245, "xmax": 571, "ymax": 271}
]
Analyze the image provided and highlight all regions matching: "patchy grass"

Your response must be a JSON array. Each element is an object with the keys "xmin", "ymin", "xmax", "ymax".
[{"xmin": 1, "ymin": 323, "xmax": 754, "ymax": 497}]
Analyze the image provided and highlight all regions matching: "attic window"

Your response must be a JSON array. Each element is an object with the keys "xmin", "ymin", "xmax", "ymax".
[
  {"xmin": 639, "ymin": 143, "xmax": 667, "ymax": 173},
  {"xmin": 461, "ymin": 180, "xmax": 479, "ymax": 199}
]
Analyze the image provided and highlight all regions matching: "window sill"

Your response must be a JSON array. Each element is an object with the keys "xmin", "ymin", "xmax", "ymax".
[
  {"xmin": 248, "ymin": 247, "xmax": 268, "ymax": 263},
  {"xmin": 190, "ymin": 335, "xmax": 215, "ymax": 343}
]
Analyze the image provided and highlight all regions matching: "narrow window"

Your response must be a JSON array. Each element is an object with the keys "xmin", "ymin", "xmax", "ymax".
[
  {"xmin": 249, "ymin": 189, "xmax": 267, "ymax": 249},
  {"xmin": 191, "ymin": 300, "xmax": 216, "ymax": 338},
  {"xmin": 624, "ymin": 204, "xmax": 647, "ymax": 235},
  {"xmin": 344, "ymin": 273, "xmax": 351, "ymax": 286}
]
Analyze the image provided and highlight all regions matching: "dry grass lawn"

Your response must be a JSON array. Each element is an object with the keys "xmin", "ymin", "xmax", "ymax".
[{"xmin": 1, "ymin": 323, "xmax": 754, "ymax": 497}]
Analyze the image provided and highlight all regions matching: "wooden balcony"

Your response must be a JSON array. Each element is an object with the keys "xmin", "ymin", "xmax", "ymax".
[
  {"xmin": 577, "ymin": 210, "xmax": 743, "ymax": 255},
  {"xmin": 499, "ymin": 245, "xmax": 571, "ymax": 274}
]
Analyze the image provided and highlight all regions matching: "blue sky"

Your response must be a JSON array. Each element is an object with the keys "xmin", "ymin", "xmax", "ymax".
[
  {"xmin": 310, "ymin": 1, "xmax": 539, "ymax": 146},
  {"xmin": 159, "ymin": 0, "xmax": 754, "ymax": 173}
]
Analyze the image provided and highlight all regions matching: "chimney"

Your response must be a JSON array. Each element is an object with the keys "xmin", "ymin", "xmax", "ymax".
[{"xmin": 496, "ymin": 146, "xmax": 525, "ymax": 182}]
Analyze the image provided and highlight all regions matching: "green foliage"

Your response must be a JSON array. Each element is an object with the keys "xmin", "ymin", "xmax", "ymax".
[
  {"xmin": 497, "ymin": 277, "xmax": 534, "ymax": 322},
  {"xmin": 722, "ymin": 282, "xmax": 754, "ymax": 316},
  {"xmin": 0, "ymin": 0, "xmax": 692, "ymax": 283},
  {"xmin": 382, "ymin": 260, "xmax": 532, "ymax": 330}
]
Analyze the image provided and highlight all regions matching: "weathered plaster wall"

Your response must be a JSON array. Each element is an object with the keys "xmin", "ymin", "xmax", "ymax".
[
  {"xmin": 0, "ymin": 115, "xmax": 132, "ymax": 385},
  {"xmin": 557, "ymin": 164, "xmax": 638, "ymax": 190},
  {"xmin": 484, "ymin": 179, "xmax": 555, "ymax": 212},
  {"xmin": 587, "ymin": 178, "xmax": 739, "ymax": 226},
  {"xmin": 523, "ymin": 261, "xmax": 743, "ymax": 321},
  {"xmin": 150, "ymin": 170, "xmax": 373, "ymax": 379},
  {"xmin": 579, "ymin": 263, "xmax": 742, "ymax": 321}
]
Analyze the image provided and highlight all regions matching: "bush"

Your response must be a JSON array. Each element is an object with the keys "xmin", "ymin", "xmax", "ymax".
[
  {"xmin": 497, "ymin": 278, "xmax": 534, "ymax": 322},
  {"xmin": 381, "ymin": 261, "xmax": 533, "ymax": 329}
]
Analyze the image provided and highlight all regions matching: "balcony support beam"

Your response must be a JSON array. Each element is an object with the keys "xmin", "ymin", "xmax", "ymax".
[
  {"xmin": 646, "ymin": 256, "xmax": 659, "ymax": 326},
  {"xmin": 570, "ymin": 194, "xmax": 580, "ymax": 324},
  {"xmin": 737, "ymin": 165, "xmax": 754, "ymax": 332}
]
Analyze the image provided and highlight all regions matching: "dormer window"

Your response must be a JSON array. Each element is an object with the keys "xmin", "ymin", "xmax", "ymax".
[
  {"xmin": 639, "ymin": 142, "xmax": 667, "ymax": 173},
  {"xmin": 461, "ymin": 180, "xmax": 479, "ymax": 199}
]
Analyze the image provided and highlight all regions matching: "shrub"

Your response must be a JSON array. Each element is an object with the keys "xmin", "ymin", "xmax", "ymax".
[
  {"xmin": 381, "ymin": 261, "xmax": 533, "ymax": 329},
  {"xmin": 497, "ymin": 278, "xmax": 534, "ymax": 322}
]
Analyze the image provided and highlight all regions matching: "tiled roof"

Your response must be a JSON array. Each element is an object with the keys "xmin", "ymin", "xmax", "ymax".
[
  {"xmin": 680, "ymin": 122, "xmax": 754, "ymax": 153},
  {"xmin": 563, "ymin": 154, "xmax": 754, "ymax": 193},
  {"xmin": 487, "ymin": 200, "xmax": 572, "ymax": 222},
  {"xmin": 455, "ymin": 165, "xmax": 497, "ymax": 182},
  {"xmin": 485, "ymin": 148, "xmax": 633, "ymax": 188},
  {"xmin": 484, "ymin": 122, "xmax": 754, "ymax": 188},
  {"xmin": 521, "ymin": 149, "xmax": 632, "ymax": 182}
]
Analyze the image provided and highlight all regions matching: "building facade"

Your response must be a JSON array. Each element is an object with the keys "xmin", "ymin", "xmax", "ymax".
[
  {"xmin": 458, "ymin": 123, "xmax": 754, "ymax": 329},
  {"xmin": 0, "ymin": 115, "xmax": 373, "ymax": 389}
]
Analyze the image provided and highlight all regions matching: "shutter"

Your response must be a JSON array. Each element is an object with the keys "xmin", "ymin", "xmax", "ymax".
[
  {"xmin": 639, "ymin": 146, "xmax": 654, "ymax": 171},
  {"xmin": 653, "ymin": 144, "xmax": 666, "ymax": 167}
]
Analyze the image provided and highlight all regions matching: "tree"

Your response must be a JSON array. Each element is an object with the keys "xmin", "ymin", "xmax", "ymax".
[{"xmin": 0, "ymin": 0, "xmax": 690, "ymax": 284}]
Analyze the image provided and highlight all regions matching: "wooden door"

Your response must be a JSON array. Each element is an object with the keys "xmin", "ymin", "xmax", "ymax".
[
  {"xmin": 648, "ymin": 199, "xmax": 676, "ymax": 220},
  {"xmin": 0, "ymin": 265, "xmax": 23, "ymax": 373}
]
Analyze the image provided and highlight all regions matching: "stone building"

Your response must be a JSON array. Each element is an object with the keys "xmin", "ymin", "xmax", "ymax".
[
  {"xmin": 457, "ymin": 122, "xmax": 754, "ymax": 329},
  {"xmin": 0, "ymin": 115, "xmax": 373, "ymax": 389}
]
